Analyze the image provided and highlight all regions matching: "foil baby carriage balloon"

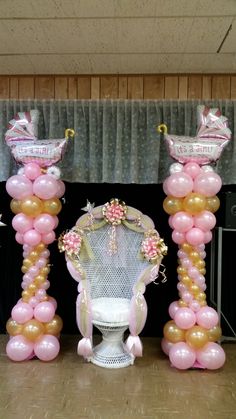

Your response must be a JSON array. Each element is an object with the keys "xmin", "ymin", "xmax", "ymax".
[
  {"xmin": 158, "ymin": 105, "xmax": 231, "ymax": 165},
  {"xmin": 5, "ymin": 110, "xmax": 74, "ymax": 167}
]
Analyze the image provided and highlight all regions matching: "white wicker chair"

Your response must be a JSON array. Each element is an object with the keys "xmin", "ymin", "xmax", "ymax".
[{"xmin": 59, "ymin": 199, "xmax": 167, "ymax": 368}]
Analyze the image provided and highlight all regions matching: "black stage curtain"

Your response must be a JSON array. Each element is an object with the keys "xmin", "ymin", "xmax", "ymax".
[{"xmin": 0, "ymin": 182, "xmax": 233, "ymax": 337}]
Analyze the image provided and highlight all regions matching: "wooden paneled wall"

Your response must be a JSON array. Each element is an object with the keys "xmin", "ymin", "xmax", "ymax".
[{"xmin": 0, "ymin": 75, "xmax": 235, "ymax": 100}]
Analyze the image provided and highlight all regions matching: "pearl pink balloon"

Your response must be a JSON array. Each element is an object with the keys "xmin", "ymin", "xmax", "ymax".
[
  {"xmin": 33, "ymin": 175, "xmax": 58, "ymax": 200},
  {"xmin": 6, "ymin": 335, "xmax": 34, "ymax": 361},
  {"xmin": 161, "ymin": 338, "xmax": 174, "ymax": 356},
  {"xmin": 196, "ymin": 343, "xmax": 225, "ymax": 370},
  {"xmin": 34, "ymin": 214, "xmax": 55, "ymax": 234},
  {"xmin": 34, "ymin": 335, "xmax": 60, "ymax": 361},
  {"xmin": 185, "ymin": 227, "xmax": 205, "ymax": 246},
  {"xmin": 53, "ymin": 216, "xmax": 59, "ymax": 229},
  {"xmin": 188, "ymin": 266, "xmax": 199, "ymax": 279},
  {"xmin": 12, "ymin": 213, "xmax": 33, "ymax": 234},
  {"xmin": 203, "ymin": 231, "xmax": 212, "ymax": 244},
  {"xmin": 36, "ymin": 257, "xmax": 47, "ymax": 269},
  {"xmin": 189, "ymin": 300, "xmax": 201, "ymax": 312},
  {"xmin": 6, "ymin": 175, "xmax": 33, "ymax": 199},
  {"xmin": 181, "ymin": 258, "xmax": 192, "ymax": 269},
  {"xmin": 41, "ymin": 231, "xmax": 56, "ymax": 244},
  {"xmin": 163, "ymin": 178, "xmax": 171, "ymax": 195},
  {"xmin": 194, "ymin": 211, "xmax": 216, "ymax": 231},
  {"xmin": 34, "ymin": 301, "xmax": 55, "ymax": 323},
  {"xmin": 172, "ymin": 211, "xmax": 194, "ymax": 233},
  {"xmin": 168, "ymin": 301, "xmax": 180, "ymax": 319},
  {"xmin": 11, "ymin": 302, "xmax": 34, "ymax": 324},
  {"xmin": 169, "ymin": 342, "xmax": 196, "ymax": 370},
  {"xmin": 169, "ymin": 163, "xmax": 183, "ymax": 174},
  {"xmin": 24, "ymin": 163, "xmax": 41, "ymax": 180},
  {"xmin": 28, "ymin": 297, "xmax": 38, "ymax": 308},
  {"xmin": 48, "ymin": 296, "xmax": 58, "ymax": 310},
  {"xmin": 55, "ymin": 180, "xmax": 66, "ymax": 198},
  {"xmin": 23, "ymin": 229, "xmax": 42, "ymax": 246},
  {"xmin": 174, "ymin": 307, "xmax": 196, "ymax": 329},
  {"xmin": 172, "ymin": 230, "xmax": 186, "ymax": 244},
  {"xmin": 166, "ymin": 173, "xmax": 194, "ymax": 198},
  {"xmin": 183, "ymin": 162, "xmax": 201, "ymax": 179},
  {"xmin": 194, "ymin": 172, "xmax": 222, "ymax": 197},
  {"xmin": 15, "ymin": 232, "xmax": 24, "ymax": 244},
  {"xmin": 181, "ymin": 291, "xmax": 193, "ymax": 304},
  {"xmin": 196, "ymin": 306, "xmax": 219, "ymax": 329}
]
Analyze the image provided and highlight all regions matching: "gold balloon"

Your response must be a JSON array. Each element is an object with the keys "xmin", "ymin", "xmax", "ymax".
[
  {"xmin": 40, "ymin": 266, "xmax": 50, "ymax": 275},
  {"xmin": 6, "ymin": 318, "xmax": 22, "ymax": 336},
  {"xmin": 34, "ymin": 274, "xmax": 47, "ymax": 286},
  {"xmin": 205, "ymin": 195, "xmax": 220, "ymax": 213},
  {"xmin": 181, "ymin": 275, "xmax": 192, "ymax": 286},
  {"xmin": 185, "ymin": 326, "xmax": 209, "ymax": 349},
  {"xmin": 178, "ymin": 300, "xmax": 188, "ymax": 307},
  {"xmin": 183, "ymin": 193, "xmax": 206, "ymax": 215},
  {"xmin": 163, "ymin": 320, "xmax": 185, "ymax": 343},
  {"xmin": 207, "ymin": 325, "xmax": 222, "ymax": 342},
  {"xmin": 189, "ymin": 251, "xmax": 200, "ymax": 261},
  {"xmin": 28, "ymin": 283, "xmax": 37, "ymax": 293},
  {"xmin": 196, "ymin": 292, "xmax": 206, "ymax": 302},
  {"xmin": 163, "ymin": 196, "xmax": 183, "ymax": 215},
  {"xmin": 189, "ymin": 284, "xmax": 200, "ymax": 295},
  {"xmin": 21, "ymin": 266, "xmax": 28, "ymax": 274},
  {"xmin": 44, "ymin": 315, "xmax": 63, "ymax": 335},
  {"xmin": 23, "ymin": 258, "xmax": 33, "ymax": 269},
  {"xmin": 21, "ymin": 290, "xmax": 33, "ymax": 301},
  {"xmin": 43, "ymin": 198, "xmax": 62, "ymax": 216},
  {"xmin": 199, "ymin": 268, "xmax": 206, "ymax": 275},
  {"xmin": 195, "ymin": 260, "xmax": 205, "ymax": 269},
  {"xmin": 29, "ymin": 250, "xmax": 40, "ymax": 262},
  {"xmin": 35, "ymin": 243, "xmax": 46, "ymax": 252},
  {"xmin": 21, "ymin": 196, "xmax": 43, "ymax": 217},
  {"xmin": 181, "ymin": 243, "xmax": 193, "ymax": 253},
  {"xmin": 177, "ymin": 266, "xmax": 187, "ymax": 275},
  {"xmin": 10, "ymin": 199, "xmax": 22, "ymax": 214},
  {"xmin": 22, "ymin": 319, "xmax": 45, "ymax": 341}
]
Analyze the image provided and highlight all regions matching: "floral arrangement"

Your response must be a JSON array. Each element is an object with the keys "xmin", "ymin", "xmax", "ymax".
[
  {"xmin": 141, "ymin": 231, "xmax": 168, "ymax": 263},
  {"xmin": 102, "ymin": 198, "xmax": 127, "ymax": 225}
]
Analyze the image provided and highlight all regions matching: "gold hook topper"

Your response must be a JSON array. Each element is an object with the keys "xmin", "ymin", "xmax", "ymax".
[
  {"xmin": 157, "ymin": 124, "xmax": 168, "ymax": 135},
  {"xmin": 65, "ymin": 129, "xmax": 75, "ymax": 140}
]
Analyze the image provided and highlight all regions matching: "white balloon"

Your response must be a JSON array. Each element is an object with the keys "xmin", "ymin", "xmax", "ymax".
[
  {"xmin": 169, "ymin": 163, "xmax": 183, "ymax": 174},
  {"xmin": 201, "ymin": 165, "xmax": 214, "ymax": 173}
]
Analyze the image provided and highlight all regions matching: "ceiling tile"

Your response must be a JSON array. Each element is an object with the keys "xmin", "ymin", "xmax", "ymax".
[
  {"xmin": 221, "ymin": 19, "xmax": 236, "ymax": 52},
  {"xmin": 179, "ymin": 53, "xmax": 236, "ymax": 72}
]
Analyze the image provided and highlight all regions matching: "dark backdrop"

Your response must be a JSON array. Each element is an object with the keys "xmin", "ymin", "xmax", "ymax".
[{"xmin": 0, "ymin": 182, "xmax": 233, "ymax": 337}]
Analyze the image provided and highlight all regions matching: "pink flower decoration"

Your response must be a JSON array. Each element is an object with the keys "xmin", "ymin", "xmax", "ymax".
[
  {"xmin": 103, "ymin": 199, "xmax": 127, "ymax": 225},
  {"xmin": 61, "ymin": 231, "xmax": 82, "ymax": 255},
  {"xmin": 141, "ymin": 236, "xmax": 160, "ymax": 261}
]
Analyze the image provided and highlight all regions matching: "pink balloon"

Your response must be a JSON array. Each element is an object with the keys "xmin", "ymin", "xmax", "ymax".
[
  {"xmin": 183, "ymin": 162, "xmax": 201, "ymax": 179},
  {"xmin": 181, "ymin": 258, "xmax": 192, "ymax": 269},
  {"xmin": 194, "ymin": 274, "xmax": 205, "ymax": 288},
  {"xmin": 188, "ymin": 266, "xmax": 199, "ymax": 279},
  {"xmin": 194, "ymin": 211, "xmax": 216, "ymax": 231},
  {"xmin": 185, "ymin": 227, "xmax": 205, "ymax": 246},
  {"xmin": 181, "ymin": 291, "xmax": 193, "ymax": 304},
  {"xmin": 203, "ymin": 231, "xmax": 212, "ymax": 244},
  {"xmin": 6, "ymin": 175, "xmax": 33, "ymax": 199},
  {"xmin": 6, "ymin": 335, "xmax": 34, "ymax": 361},
  {"xmin": 23, "ymin": 229, "xmax": 42, "ymax": 246},
  {"xmin": 28, "ymin": 266, "xmax": 39, "ymax": 277},
  {"xmin": 163, "ymin": 178, "xmax": 171, "ymax": 195},
  {"xmin": 166, "ymin": 173, "xmax": 193, "ymax": 198},
  {"xmin": 28, "ymin": 297, "xmax": 38, "ymax": 308},
  {"xmin": 55, "ymin": 180, "xmax": 66, "ymax": 198},
  {"xmin": 48, "ymin": 296, "xmax": 58, "ymax": 310},
  {"xmin": 196, "ymin": 343, "xmax": 225, "ymax": 370},
  {"xmin": 15, "ymin": 232, "xmax": 24, "ymax": 244},
  {"xmin": 172, "ymin": 230, "xmax": 186, "ymax": 244},
  {"xmin": 174, "ymin": 307, "xmax": 196, "ymax": 329},
  {"xmin": 196, "ymin": 306, "xmax": 219, "ymax": 329},
  {"xmin": 34, "ymin": 335, "xmax": 60, "ymax": 361},
  {"xmin": 161, "ymin": 338, "xmax": 174, "ymax": 356},
  {"xmin": 34, "ymin": 301, "xmax": 55, "ymax": 322},
  {"xmin": 169, "ymin": 342, "xmax": 196, "ymax": 370},
  {"xmin": 168, "ymin": 301, "xmax": 180, "ymax": 319},
  {"xmin": 189, "ymin": 300, "xmax": 201, "ymax": 312},
  {"xmin": 41, "ymin": 249, "xmax": 50, "ymax": 258},
  {"xmin": 33, "ymin": 175, "xmax": 58, "ymax": 199},
  {"xmin": 172, "ymin": 211, "xmax": 193, "ymax": 233},
  {"xmin": 34, "ymin": 214, "xmax": 55, "ymax": 234},
  {"xmin": 11, "ymin": 302, "xmax": 34, "ymax": 324},
  {"xmin": 53, "ymin": 216, "xmax": 59, "ymax": 229},
  {"xmin": 177, "ymin": 249, "xmax": 186, "ymax": 259},
  {"xmin": 12, "ymin": 213, "xmax": 33, "ymax": 234},
  {"xmin": 41, "ymin": 231, "xmax": 56, "ymax": 244},
  {"xmin": 24, "ymin": 163, "xmax": 42, "ymax": 180},
  {"xmin": 194, "ymin": 172, "xmax": 222, "ymax": 197},
  {"xmin": 36, "ymin": 257, "xmax": 47, "ymax": 269}
]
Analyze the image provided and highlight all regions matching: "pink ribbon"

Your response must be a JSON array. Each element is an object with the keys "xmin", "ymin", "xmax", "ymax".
[
  {"xmin": 77, "ymin": 337, "xmax": 93, "ymax": 358},
  {"xmin": 125, "ymin": 335, "xmax": 143, "ymax": 357}
]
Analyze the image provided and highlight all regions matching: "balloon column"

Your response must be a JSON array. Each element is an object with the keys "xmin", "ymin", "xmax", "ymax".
[
  {"xmin": 4, "ymin": 110, "xmax": 74, "ymax": 361},
  {"xmin": 159, "ymin": 105, "xmax": 231, "ymax": 370}
]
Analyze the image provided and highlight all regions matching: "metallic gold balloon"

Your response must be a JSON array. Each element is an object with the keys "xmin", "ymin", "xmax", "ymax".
[
  {"xmin": 44, "ymin": 315, "xmax": 63, "ymax": 335},
  {"xmin": 35, "ymin": 243, "xmax": 46, "ymax": 252},
  {"xmin": 21, "ymin": 290, "xmax": 33, "ymax": 301},
  {"xmin": 43, "ymin": 198, "xmax": 62, "ymax": 216},
  {"xmin": 195, "ymin": 260, "xmax": 205, "ymax": 269},
  {"xmin": 178, "ymin": 300, "xmax": 188, "ymax": 307},
  {"xmin": 10, "ymin": 199, "xmax": 22, "ymax": 214},
  {"xmin": 6, "ymin": 318, "xmax": 23, "ymax": 336},
  {"xmin": 196, "ymin": 292, "xmax": 206, "ymax": 302},
  {"xmin": 205, "ymin": 195, "xmax": 220, "ymax": 213},
  {"xmin": 23, "ymin": 258, "xmax": 33, "ymax": 269},
  {"xmin": 29, "ymin": 250, "xmax": 40, "ymax": 262},
  {"xmin": 22, "ymin": 319, "xmax": 45, "ymax": 341},
  {"xmin": 163, "ymin": 320, "xmax": 185, "ymax": 343},
  {"xmin": 199, "ymin": 268, "xmax": 206, "ymax": 275},
  {"xmin": 177, "ymin": 266, "xmax": 187, "ymax": 275},
  {"xmin": 163, "ymin": 196, "xmax": 183, "ymax": 215},
  {"xmin": 28, "ymin": 283, "xmax": 37, "ymax": 293},
  {"xmin": 181, "ymin": 243, "xmax": 193, "ymax": 253},
  {"xmin": 190, "ymin": 284, "xmax": 200, "ymax": 295},
  {"xmin": 34, "ymin": 274, "xmax": 47, "ymax": 286},
  {"xmin": 21, "ymin": 266, "xmax": 28, "ymax": 274},
  {"xmin": 21, "ymin": 195, "xmax": 43, "ymax": 217},
  {"xmin": 40, "ymin": 266, "xmax": 50, "ymax": 275},
  {"xmin": 185, "ymin": 326, "xmax": 209, "ymax": 349},
  {"xmin": 207, "ymin": 325, "xmax": 222, "ymax": 342},
  {"xmin": 183, "ymin": 193, "xmax": 206, "ymax": 215},
  {"xmin": 181, "ymin": 275, "xmax": 192, "ymax": 286}
]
